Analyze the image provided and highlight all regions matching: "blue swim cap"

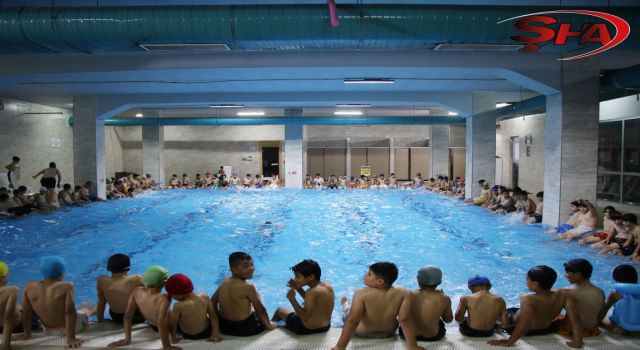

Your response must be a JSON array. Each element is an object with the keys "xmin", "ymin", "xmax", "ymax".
[
  {"xmin": 468, "ymin": 275, "xmax": 491, "ymax": 287},
  {"xmin": 40, "ymin": 256, "xmax": 66, "ymax": 279}
]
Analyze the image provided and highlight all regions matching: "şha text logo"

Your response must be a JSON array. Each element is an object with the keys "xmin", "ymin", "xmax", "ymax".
[{"xmin": 498, "ymin": 10, "xmax": 631, "ymax": 61}]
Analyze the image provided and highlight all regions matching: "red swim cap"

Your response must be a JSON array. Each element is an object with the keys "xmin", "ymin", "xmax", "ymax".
[{"xmin": 165, "ymin": 273, "xmax": 194, "ymax": 296}]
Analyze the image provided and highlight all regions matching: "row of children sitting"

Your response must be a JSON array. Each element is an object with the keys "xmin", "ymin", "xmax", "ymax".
[
  {"xmin": 463, "ymin": 180, "xmax": 543, "ymax": 224},
  {"xmin": 167, "ymin": 172, "xmax": 280, "ymax": 189},
  {"xmin": 547, "ymin": 203, "xmax": 640, "ymax": 263},
  {"xmin": 0, "ymin": 180, "xmax": 104, "ymax": 218},
  {"xmin": 1, "ymin": 254, "xmax": 638, "ymax": 350},
  {"xmin": 304, "ymin": 173, "xmax": 464, "ymax": 191}
]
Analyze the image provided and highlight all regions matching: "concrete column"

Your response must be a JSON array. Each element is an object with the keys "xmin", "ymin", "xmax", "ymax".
[
  {"xmin": 431, "ymin": 125, "xmax": 450, "ymax": 177},
  {"xmin": 72, "ymin": 96, "xmax": 106, "ymax": 199},
  {"xmin": 302, "ymin": 125, "xmax": 308, "ymax": 180},
  {"xmin": 543, "ymin": 58, "xmax": 599, "ymax": 226},
  {"xmin": 465, "ymin": 92, "xmax": 497, "ymax": 198},
  {"xmin": 346, "ymin": 138, "xmax": 351, "ymax": 178},
  {"xmin": 284, "ymin": 109, "xmax": 303, "ymax": 188},
  {"xmin": 142, "ymin": 120, "xmax": 165, "ymax": 187},
  {"xmin": 389, "ymin": 137, "xmax": 395, "ymax": 175}
]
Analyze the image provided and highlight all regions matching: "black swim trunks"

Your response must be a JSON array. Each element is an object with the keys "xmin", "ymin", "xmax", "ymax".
[
  {"xmin": 7, "ymin": 206, "xmax": 32, "ymax": 216},
  {"xmin": 40, "ymin": 177, "xmax": 56, "ymax": 189},
  {"xmin": 400, "ymin": 319, "xmax": 446, "ymax": 341},
  {"xmin": 459, "ymin": 318, "xmax": 494, "ymax": 337},
  {"xmin": 621, "ymin": 244, "xmax": 638, "ymax": 256},
  {"xmin": 177, "ymin": 322, "xmax": 212, "ymax": 340},
  {"xmin": 284, "ymin": 313, "xmax": 330, "ymax": 335},
  {"xmin": 504, "ymin": 308, "xmax": 554, "ymax": 336},
  {"xmin": 219, "ymin": 312, "xmax": 265, "ymax": 337},
  {"xmin": 108, "ymin": 308, "xmax": 146, "ymax": 324}
]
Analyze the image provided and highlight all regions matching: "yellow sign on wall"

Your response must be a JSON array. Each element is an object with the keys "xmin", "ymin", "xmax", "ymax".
[{"xmin": 360, "ymin": 166, "xmax": 371, "ymax": 176}]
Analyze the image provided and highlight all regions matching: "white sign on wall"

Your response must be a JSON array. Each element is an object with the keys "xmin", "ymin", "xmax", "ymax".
[{"xmin": 51, "ymin": 138, "xmax": 61, "ymax": 148}]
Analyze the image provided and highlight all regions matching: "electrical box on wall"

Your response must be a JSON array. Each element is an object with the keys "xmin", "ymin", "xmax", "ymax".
[{"xmin": 242, "ymin": 154, "xmax": 254, "ymax": 161}]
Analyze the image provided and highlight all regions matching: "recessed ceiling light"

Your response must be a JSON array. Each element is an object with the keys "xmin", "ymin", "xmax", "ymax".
[
  {"xmin": 343, "ymin": 78, "xmax": 395, "ymax": 84},
  {"xmin": 334, "ymin": 111, "xmax": 363, "ymax": 116},
  {"xmin": 237, "ymin": 111, "xmax": 265, "ymax": 116},
  {"xmin": 496, "ymin": 103, "xmax": 512, "ymax": 108},
  {"xmin": 135, "ymin": 113, "xmax": 143, "ymax": 118},
  {"xmin": 209, "ymin": 104, "xmax": 244, "ymax": 108},
  {"xmin": 336, "ymin": 104, "xmax": 371, "ymax": 108},
  {"xmin": 448, "ymin": 112, "xmax": 459, "ymax": 116}
]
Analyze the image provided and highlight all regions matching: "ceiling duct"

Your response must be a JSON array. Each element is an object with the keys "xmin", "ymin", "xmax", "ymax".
[{"xmin": 139, "ymin": 43, "xmax": 230, "ymax": 51}]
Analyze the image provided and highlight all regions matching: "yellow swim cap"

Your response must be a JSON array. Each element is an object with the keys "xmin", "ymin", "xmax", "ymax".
[{"xmin": 0, "ymin": 261, "xmax": 8, "ymax": 278}]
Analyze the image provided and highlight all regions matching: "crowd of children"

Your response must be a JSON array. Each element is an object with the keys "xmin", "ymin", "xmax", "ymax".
[
  {"xmin": 0, "ymin": 254, "xmax": 638, "ymax": 350},
  {"xmin": 166, "ymin": 167, "xmax": 280, "ymax": 190}
]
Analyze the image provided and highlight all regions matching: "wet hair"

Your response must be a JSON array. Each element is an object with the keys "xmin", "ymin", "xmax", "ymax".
[
  {"xmin": 12, "ymin": 156, "xmax": 20, "ymax": 162},
  {"xmin": 74, "ymin": 185, "xmax": 82, "ymax": 191},
  {"xmin": 478, "ymin": 179, "xmax": 486, "ymax": 185},
  {"xmin": 369, "ymin": 262, "xmax": 398, "ymax": 286},
  {"xmin": 146, "ymin": 174, "xmax": 151, "ymax": 177},
  {"xmin": 246, "ymin": 173, "xmax": 251, "ymax": 177},
  {"xmin": 429, "ymin": 178, "xmax": 435, "ymax": 181},
  {"xmin": 63, "ymin": 183, "xmax": 71, "ymax": 190},
  {"xmin": 255, "ymin": 174, "xmax": 261, "ymax": 177},
  {"xmin": 49, "ymin": 162, "xmax": 56, "ymax": 168},
  {"xmin": 536, "ymin": 191, "xmax": 544, "ymax": 199},
  {"xmin": 570, "ymin": 201, "xmax": 580, "ymax": 207},
  {"xmin": 229, "ymin": 252, "xmax": 252, "ymax": 268},
  {"xmin": 564, "ymin": 259, "xmax": 593, "ymax": 279},
  {"xmin": 612, "ymin": 264, "xmax": 638, "ymax": 284},
  {"xmin": 291, "ymin": 259, "xmax": 321, "ymax": 280},
  {"xmin": 527, "ymin": 265, "xmax": 557, "ymax": 290},
  {"xmin": 604, "ymin": 206, "xmax": 616, "ymax": 212},
  {"xmin": 609, "ymin": 211, "xmax": 622, "ymax": 220},
  {"xmin": 85, "ymin": 181, "xmax": 92, "ymax": 186},
  {"xmin": 18, "ymin": 186, "xmax": 27, "ymax": 193},
  {"xmin": 0, "ymin": 193, "xmax": 9, "ymax": 202},
  {"xmin": 182, "ymin": 174, "xmax": 187, "ymax": 177},
  {"xmin": 172, "ymin": 174, "xmax": 177, "ymax": 177},
  {"xmin": 0, "ymin": 187, "xmax": 7, "ymax": 193},
  {"xmin": 12, "ymin": 189, "xmax": 20, "ymax": 196},
  {"xmin": 622, "ymin": 213, "xmax": 637, "ymax": 225},
  {"xmin": 196, "ymin": 174, "xmax": 201, "ymax": 177}
]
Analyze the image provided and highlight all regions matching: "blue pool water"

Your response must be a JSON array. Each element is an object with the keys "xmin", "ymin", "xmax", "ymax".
[{"xmin": 0, "ymin": 190, "xmax": 633, "ymax": 327}]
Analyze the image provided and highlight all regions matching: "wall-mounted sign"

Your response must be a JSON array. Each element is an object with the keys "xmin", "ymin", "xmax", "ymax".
[
  {"xmin": 51, "ymin": 138, "xmax": 61, "ymax": 148},
  {"xmin": 525, "ymin": 134, "xmax": 533, "ymax": 145},
  {"xmin": 360, "ymin": 166, "xmax": 371, "ymax": 176}
]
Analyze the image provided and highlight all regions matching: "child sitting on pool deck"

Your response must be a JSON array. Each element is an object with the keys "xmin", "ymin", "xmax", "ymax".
[
  {"xmin": 406, "ymin": 265, "xmax": 453, "ymax": 341},
  {"xmin": 272, "ymin": 259, "xmax": 334, "ymax": 334},
  {"xmin": 488, "ymin": 265, "xmax": 583, "ymax": 349},
  {"xmin": 545, "ymin": 201, "xmax": 580, "ymax": 234},
  {"xmin": 161, "ymin": 273, "xmax": 220, "ymax": 349},
  {"xmin": 0, "ymin": 260, "xmax": 21, "ymax": 350},
  {"xmin": 332, "ymin": 262, "xmax": 423, "ymax": 350},
  {"xmin": 455, "ymin": 275, "xmax": 509, "ymax": 337},
  {"xmin": 599, "ymin": 264, "xmax": 639, "ymax": 333},
  {"xmin": 96, "ymin": 254, "xmax": 144, "ymax": 323},
  {"xmin": 108, "ymin": 265, "xmax": 171, "ymax": 348},
  {"xmin": 17, "ymin": 256, "xmax": 96, "ymax": 349},
  {"xmin": 555, "ymin": 259, "xmax": 604, "ymax": 337},
  {"xmin": 554, "ymin": 200, "xmax": 597, "ymax": 241},
  {"xmin": 211, "ymin": 252, "xmax": 275, "ymax": 336}
]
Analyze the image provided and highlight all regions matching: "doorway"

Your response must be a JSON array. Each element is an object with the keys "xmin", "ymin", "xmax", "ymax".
[
  {"xmin": 261, "ymin": 147, "xmax": 280, "ymax": 177},
  {"xmin": 511, "ymin": 136, "xmax": 520, "ymax": 188}
]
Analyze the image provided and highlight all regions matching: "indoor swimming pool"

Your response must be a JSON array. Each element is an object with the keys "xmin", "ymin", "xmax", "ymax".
[{"xmin": 0, "ymin": 190, "xmax": 631, "ymax": 327}]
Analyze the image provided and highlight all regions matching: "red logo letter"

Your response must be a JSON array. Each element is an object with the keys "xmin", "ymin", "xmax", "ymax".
[
  {"xmin": 580, "ymin": 23, "xmax": 613, "ymax": 46},
  {"xmin": 511, "ymin": 15, "xmax": 557, "ymax": 52}
]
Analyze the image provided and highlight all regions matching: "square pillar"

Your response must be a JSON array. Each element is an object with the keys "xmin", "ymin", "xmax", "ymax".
[
  {"xmin": 389, "ymin": 137, "xmax": 395, "ymax": 175},
  {"xmin": 543, "ymin": 58, "xmax": 599, "ymax": 226},
  {"xmin": 73, "ymin": 96, "xmax": 106, "ymax": 199},
  {"xmin": 284, "ymin": 109, "xmax": 303, "ymax": 188},
  {"xmin": 465, "ymin": 92, "xmax": 497, "ymax": 198},
  {"xmin": 431, "ymin": 125, "xmax": 450, "ymax": 177},
  {"xmin": 346, "ymin": 137, "xmax": 351, "ymax": 178},
  {"xmin": 142, "ymin": 122, "xmax": 165, "ymax": 187}
]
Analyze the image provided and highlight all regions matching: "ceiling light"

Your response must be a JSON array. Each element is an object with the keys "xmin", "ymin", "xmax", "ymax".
[
  {"xmin": 343, "ymin": 78, "xmax": 395, "ymax": 84},
  {"xmin": 496, "ymin": 103, "xmax": 512, "ymax": 108},
  {"xmin": 448, "ymin": 112, "xmax": 459, "ymax": 116},
  {"xmin": 336, "ymin": 104, "xmax": 371, "ymax": 108},
  {"xmin": 237, "ymin": 111, "xmax": 265, "ymax": 116},
  {"xmin": 210, "ymin": 104, "xmax": 244, "ymax": 108},
  {"xmin": 135, "ymin": 113, "xmax": 143, "ymax": 118},
  {"xmin": 334, "ymin": 111, "xmax": 363, "ymax": 116}
]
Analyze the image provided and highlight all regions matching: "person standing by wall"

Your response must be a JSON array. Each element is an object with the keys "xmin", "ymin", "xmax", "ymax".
[{"xmin": 4, "ymin": 156, "xmax": 20, "ymax": 189}]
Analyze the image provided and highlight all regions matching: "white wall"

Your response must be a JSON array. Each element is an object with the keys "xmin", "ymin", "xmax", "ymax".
[
  {"xmin": 0, "ymin": 97, "xmax": 74, "ymax": 191},
  {"xmin": 496, "ymin": 113, "xmax": 545, "ymax": 194},
  {"xmin": 105, "ymin": 126, "xmax": 124, "ymax": 178}
]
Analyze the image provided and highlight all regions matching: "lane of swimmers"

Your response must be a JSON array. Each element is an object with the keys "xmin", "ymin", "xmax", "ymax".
[{"xmin": 0, "ymin": 254, "xmax": 639, "ymax": 350}]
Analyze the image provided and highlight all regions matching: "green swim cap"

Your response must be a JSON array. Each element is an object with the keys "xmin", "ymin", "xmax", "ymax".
[
  {"xmin": 0, "ymin": 261, "xmax": 8, "ymax": 278},
  {"xmin": 143, "ymin": 266, "xmax": 169, "ymax": 287}
]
